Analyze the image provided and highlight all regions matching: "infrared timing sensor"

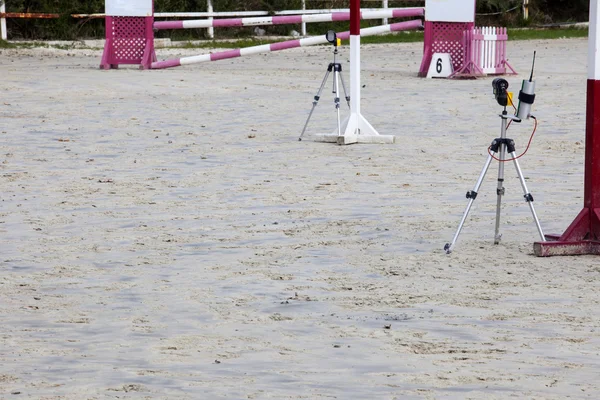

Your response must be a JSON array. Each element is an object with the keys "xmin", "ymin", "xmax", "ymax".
[
  {"xmin": 492, "ymin": 77, "xmax": 509, "ymax": 107},
  {"xmin": 516, "ymin": 51, "xmax": 537, "ymax": 121},
  {"xmin": 325, "ymin": 30, "xmax": 342, "ymax": 47},
  {"xmin": 326, "ymin": 30, "xmax": 337, "ymax": 45}
]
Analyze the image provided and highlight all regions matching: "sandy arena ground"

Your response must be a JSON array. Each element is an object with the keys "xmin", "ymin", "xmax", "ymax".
[{"xmin": 1, "ymin": 38, "xmax": 599, "ymax": 399}]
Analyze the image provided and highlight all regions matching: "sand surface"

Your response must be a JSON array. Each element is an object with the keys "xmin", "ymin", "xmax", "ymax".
[{"xmin": 1, "ymin": 38, "xmax": 599, "ymax": 399}]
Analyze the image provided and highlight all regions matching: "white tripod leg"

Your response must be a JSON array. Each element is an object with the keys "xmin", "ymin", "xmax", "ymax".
[
  {"xmin": 510, "ymin": 153, "xmax": 546, "ymax": 241},
  {"xmin": 445, "ymin": 152, "xmax": 496, "ymax": 254}
]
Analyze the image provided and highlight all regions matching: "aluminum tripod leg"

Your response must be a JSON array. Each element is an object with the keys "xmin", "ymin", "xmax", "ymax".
[
  {"xmin": 339, "ymin": 71, "xmax": 351, "ymax": 108},
  {"xmin": 445, "ymin": 152, "xmax": 496, "ymax": 254},
  {"xmin": 494, "ymin": 141, "xmax": 507, "ymax": 244},
  {"xmin": 299, "ymin": 68, "xmax": 332, "ymax": 141},
  {"xmin": 333, "ymin": 69, "xmax": 341, "ymax": 136},
  {"xmin": 510, "ymin": 152, "xmax": 546, "ymax": 241}
]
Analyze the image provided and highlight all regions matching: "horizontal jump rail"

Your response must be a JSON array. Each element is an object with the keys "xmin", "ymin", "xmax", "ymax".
[
  {"xmin": 1, "ymin": 7, "xmax": 411, "ymax": 21},
  {"xmin": 151, "ymin": 19, "xmax": 423, "ymax": 69},
  {"xmin": 73, "ymin": 11, "xmax": 270, "ymax": 19},
  {"xmin": 73, "ymin": 8, "xmax": 392, "ymax": 20},
  {"xmin": 270, "ymin": 8, "xmax": 393, "ymax": 15},
  {"xmin": 154, "ymin": 7, "xmax": 424, "ymax": 31},
  {"xmin": 0, "ymin": 12, "xmax": 59, "ymax": 18}
]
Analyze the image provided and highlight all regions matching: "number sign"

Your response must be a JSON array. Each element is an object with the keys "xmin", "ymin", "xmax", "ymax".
[
  {"xmin": 426, "ymin": 53, "xmax": 453, "ymax": 78},
  {"xmin": 106, "ymin": 0, "xmax": 153, "ymax": 17},
  {"xmin": 425, "ymin": 0, "xmax": 475, "ymax": 23}
]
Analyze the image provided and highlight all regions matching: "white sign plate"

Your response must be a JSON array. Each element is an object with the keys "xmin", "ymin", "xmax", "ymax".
[
  {"xmin": 426, "ymin": 0, "xmax": 475, "ymax": 23},
  {"xmin": 106, "ymin": 0, "xmax": 153, "ymax": 17},
  {"xmin": 427, "ymin": 53, "xmax": 453, "ymax": 78}
]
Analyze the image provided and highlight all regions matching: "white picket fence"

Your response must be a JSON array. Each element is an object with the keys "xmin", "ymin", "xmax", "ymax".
[{"xmin": 452, "ymin": 26, "xmax": 517, "ymax": 78}]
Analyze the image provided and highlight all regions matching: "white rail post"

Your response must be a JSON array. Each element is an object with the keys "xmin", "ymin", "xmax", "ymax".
[
  {"xmin": 207, "ymin": 0, "xmax": 214, "ymax": 39},
  {"xmin": 1, "ymin": 1, "xmax": 7, "ymax": 41},
  {"xmin": 332, "ymin": 0, "xmax": 394, "ymax": 144},
  {"xmin": 382, "ymin": 0, "xmax": 388, "ymax": 25},
  {"xmin": 301, "ymin": 0, "xmax": 306, "ymax": 36},
  {"xmin": 523, "ymin": 0, "xmax": 529, "ymax": 20}
]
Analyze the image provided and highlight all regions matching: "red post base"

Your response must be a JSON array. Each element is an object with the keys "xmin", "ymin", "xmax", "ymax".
[
  {"xmin": 534, "ymin": 80, "xmax": 600, "ymax": 256},
  {"xmin": 534, "ymin": 208, "xmax": 600, "ymax": 256}
]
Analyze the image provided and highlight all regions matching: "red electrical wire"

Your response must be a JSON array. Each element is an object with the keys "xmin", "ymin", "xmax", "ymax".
[{"xmin": 488, "ymin": 115, "xmax": 538, "ymax": 162}]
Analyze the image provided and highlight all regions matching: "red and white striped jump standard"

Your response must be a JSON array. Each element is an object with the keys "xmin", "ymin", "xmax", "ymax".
[{"xmin": 314, "ymin": 0, "xmax": 397, "ymax": 145}]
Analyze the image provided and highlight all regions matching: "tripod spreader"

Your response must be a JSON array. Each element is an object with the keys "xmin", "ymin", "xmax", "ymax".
[
  {"xmin": 326, "ymin": 63, "xmax": 350, "ymax": 106},
  {"xmin": 466, "ymin": 191, "xmax": 478, "ymax": 200},
  {"xmin": 490, "ymin": 137, "xmax": 516, "ymax": 154},
  {"xmin": 328, "ymin": 63, "xmax": 342, "ymax": 72},
  {"xmin": 489, "ymin": 137, "xmax": 537, "ymax": 205}
]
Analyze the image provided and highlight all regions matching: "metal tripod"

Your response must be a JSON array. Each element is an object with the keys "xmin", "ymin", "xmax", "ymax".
[
  {"xmin": 299, "ymin": 44, "xmax": 350, "ymax": 141},
  {"xmin": 444, "ymin": 110, "xmax": 546, "ymax": 254}
]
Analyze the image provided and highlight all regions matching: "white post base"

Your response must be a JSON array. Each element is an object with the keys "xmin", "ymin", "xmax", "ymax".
[
  {"xmin": 312, "ymin": 113, "xmax": 395, "ymax": 145},
  {"xmin": 309, "ymin": 30, "xmax": 395, "ymax": 145}
]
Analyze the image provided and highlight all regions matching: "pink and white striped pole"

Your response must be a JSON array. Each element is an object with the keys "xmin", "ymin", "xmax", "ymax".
[
  {"xmin": 534, "ymin": 0, "xmax": 600, "ymax": 256},
  {"xmin": 151, "ymin": 20, "xmax": 422, "ymax": 69},
  {"xmin": 153, "ymin": 8, "xmax": 423, "ymax": 30}
]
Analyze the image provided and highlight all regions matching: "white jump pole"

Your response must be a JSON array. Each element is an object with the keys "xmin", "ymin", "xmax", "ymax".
[
  {"xmin": 319, "ymin": 0, "xmax": 394, "ymax": 145},
  {"xmin": 207, "ymin": 0, "xmax": 214, "ymax": 39},
  {"xmin": 383, "ymin": 0, "xmax": 389, "ymax": 25},
  {"xmin": 1, "ymin": 1, "xmax": 7, "ymax": 41},
  {"xmin": 302, "ymin": 0, "xmax": 307, "ymax": 36}
]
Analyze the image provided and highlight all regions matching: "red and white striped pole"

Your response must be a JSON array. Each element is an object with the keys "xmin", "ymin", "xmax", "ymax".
[
  {"xmin": 335, "ymin": 0, "xmax": 395, "ymax": 144},
  {"xmin": 534, "ymin": 0, "xmax": 600, "ymax": 256},
  {"xmin": 348, "ymin": 0, "xmax": 364, "ymax": 135}
]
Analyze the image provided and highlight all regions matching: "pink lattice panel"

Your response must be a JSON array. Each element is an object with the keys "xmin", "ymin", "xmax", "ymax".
[
  {"xmin": 100, "ymin": 16, "xmax": 156, "ymax": 70},
  {"xmin": 418, "ymin": 21, "xmax": 474, "ymax": 77}
]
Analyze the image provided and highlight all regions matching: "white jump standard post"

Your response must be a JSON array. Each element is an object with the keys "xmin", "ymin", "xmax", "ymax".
[
  {"xmin": 1, "ymin": 1, "xmax": 7, "ymax": 41},
  {"xmin": 314, "ymin": 0, "xmax": 395, "ymax": 145}
]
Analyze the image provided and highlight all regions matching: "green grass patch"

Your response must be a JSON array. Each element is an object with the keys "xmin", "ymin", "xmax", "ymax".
[
  {"xmin": 171, "ymin": 31, "xmax": 425, "ymax": 50},
  {"xmin": 176, "ymin": 38, "xmax": 284, "ymax": 49},
  {"xmin": 2, "ymin": 27, "xmax": 589, "ymax": 52},
  {"xmin": 0, "ymin": 39, "xmax": 16, "ymax": 49},
  {"xmin": 358, "ymin": 31, "xmax": 424, "ymax": 44},
  {"xmin": 508, "ymin": 27, "xmax": 588, "ymax": 40},
  {"xmin": 0, "ymin": 41, "xmax": 84, "ymax": 49},
  {"xmin": 170, "ymin": 27, "xmax": 586, "ymax": 50},
  {"xmin": 7, "ymin": 41, "xmax": 50, "ymax": 49}
]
